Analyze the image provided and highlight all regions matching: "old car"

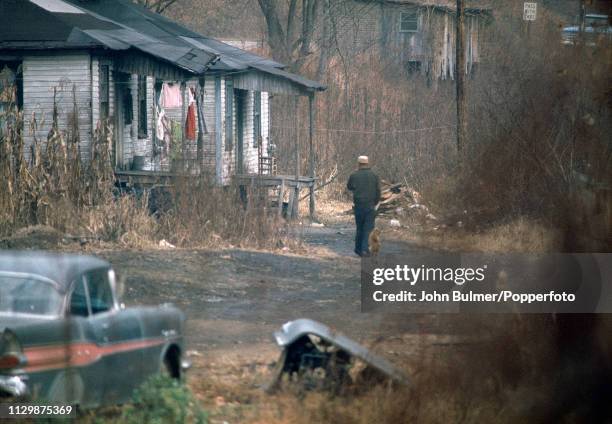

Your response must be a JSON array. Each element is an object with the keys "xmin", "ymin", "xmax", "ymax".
[{"xmin": 0, "ymin": 251, "xmax": 189, "ymax": 407}]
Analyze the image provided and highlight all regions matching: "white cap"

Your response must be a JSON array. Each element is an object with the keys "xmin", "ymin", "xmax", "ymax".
[{"xmin": 358, "ymin": 155, "xmax": 369, "ymax": 164}]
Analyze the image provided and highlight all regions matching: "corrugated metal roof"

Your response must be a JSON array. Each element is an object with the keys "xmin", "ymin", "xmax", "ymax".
[
  {"xmin": 0, "ymin": 0, "xmax": 325, "ymax": 91},
  {"xmin": 251, "ymin": 64, "xmax": 326, "ymax": 91}
]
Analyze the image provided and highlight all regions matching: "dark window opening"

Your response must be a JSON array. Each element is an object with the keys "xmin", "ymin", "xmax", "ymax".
[
  {"xmin": 138, "ymin": 75, "xmax": 147, "ymax": 138},
  {"xmin": 70, "ymin": 278, "xmax": 90, "ymax": 317},
  {"xmin": 0, "ymin": 61, "xmax": 23, "ymax": 135},
  {"xmin": 85, "ymin": 269, "xmax": 114, "ymax": 315},
  {"xmin": 405, "ymin": 60, "xmax": 421, "ymax": 75},
  {"xmin": 99, "ymin": 64, "xmax": 110, "ymax": 120},
  {"xmin": 399, "ymin": 10, "xmax": 419, "ymax": 33},
  {"xmin": 470, "ymin": 62, "xmax": 478, "ymax": 79},
  {"xmin": 225, "ymin": 79, "xmax": 234, "ymax": 152},
  {"xmin": 253, "ymin": 91, "xmax": 261, "ymax": 148}
]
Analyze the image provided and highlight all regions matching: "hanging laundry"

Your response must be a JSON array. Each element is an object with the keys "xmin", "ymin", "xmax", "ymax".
[
  {"xmin": 171, "ymin": 120, "xmax": 182, "ymax": 149},
  {"xmin": 156, "ymin": 107, "xmax": 166, "ymax": 141},
  {"xmin": 160, "ymin": 82, "xmax": 182, "ymax": 108},
  {"xmin": 185, "ymin": 87, "xmax": 197, "ymax": 140}
]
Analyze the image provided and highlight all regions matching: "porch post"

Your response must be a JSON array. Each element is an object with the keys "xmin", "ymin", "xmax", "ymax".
[
  {"xmin": 214, "ymin": 76, "xmax": 223, "ymax": 185},
  {"xmin": 308, "ymin": 92, "xmax": 316, "ymax": 220},
  {"xmin": 292, "ymin": 96, "xmax": 300, "ymax": 219},
  {"xmin": 180, "ymin": 81, "xmax": 187, "ymax": 168},
  {"xmin": 197, "ymin": 77, "xmax": 205, "ymax": 167}
]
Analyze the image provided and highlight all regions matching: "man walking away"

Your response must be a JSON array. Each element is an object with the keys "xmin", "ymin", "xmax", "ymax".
[{"xmin": 347, "ymin": 156, "xmax": 381, "ymax": 256}]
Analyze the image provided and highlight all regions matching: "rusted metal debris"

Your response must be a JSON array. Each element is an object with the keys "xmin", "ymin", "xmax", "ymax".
[{"xmin": 266, "ymin": 319, "xmax": 409, "ymax": 393}]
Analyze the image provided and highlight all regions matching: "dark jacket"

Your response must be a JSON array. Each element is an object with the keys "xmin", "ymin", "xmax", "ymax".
[{"xmin": 347, "ymin": 168, "xmax": 381, "ymax": 208}]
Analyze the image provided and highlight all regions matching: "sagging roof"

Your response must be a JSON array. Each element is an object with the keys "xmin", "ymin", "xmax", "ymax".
[{"xmin": 0, "ymin": 0, "xmax": 325, "ymax": 91}]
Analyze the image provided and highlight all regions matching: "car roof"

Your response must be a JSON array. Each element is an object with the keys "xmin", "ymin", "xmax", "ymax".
[{"xmin": 0, "ymin": 251, "xmax": 110, "ymax": 291}]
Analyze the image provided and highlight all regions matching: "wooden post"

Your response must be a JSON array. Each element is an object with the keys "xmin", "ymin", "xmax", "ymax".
[
  {"xmin": 579, "ymin": 0, "xmax": 586, "ymax": 33},
  {"xmin": 308, "ymin": 92, "xmax": 316, "ymax": 220},
  {"xmin": 278, "ymin": 178, "xmax": 285, "ymax": 217},
  {"xmin": 455, "ymin": 0, "xmax": 466, "ymax": 155},
  {"xmin": 180, "ymin": 81, "xmax": 187, "ymax": 169},
  {"xmin": 292, "ymin": 96, "xmax": 300, "ymax": 219},
  {"xmin": 197, "ymin": 77, "xmax": 205, "ymax": 167},
  {"xmin": 578, "ymin": 0, "xmax": 586, "ymax": 44}
]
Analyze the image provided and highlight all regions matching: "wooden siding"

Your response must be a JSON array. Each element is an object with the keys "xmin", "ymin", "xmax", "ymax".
[
  {"xmin": 330, "ymin": 1, "xmax": 483, "ymax": 80},
  {"xmin": 126, "ymin": 75, "xmax": 155, "ymax": 168},
  {"xmin": 91, "ymin": 57, "xmax": 115, "ymax": 131},
  {"xmin": 201, "ymin": 77, "xmax": 218, "ymax": 174},
  {"xmin": 215, "ymin": 75, "xmax": 223, "ymax": 184},
  {"xmin": 91, "ymin": 57, "xmax": 99, "ymax": 137},
  {"xmin": 221, "ymin": 76, "xmax": 233, "ymax": 183},
  {"xmin": 233, "ymin": 71, "xmax": 310, "ymax": 96},
  {"xmin": 22, "ymin": 54, "xmax": 93, "ymax": 162},
  {"xmin": 121, "ymin": 77, "xmax": 218, "ymax": 173},
  {"xmin": 20, "ymin": 55, "xmax": 271, "ymax": 185},
  {"xmin": 261, "ymin": 92, "xmax": 270, "ymax": 161},
  {"xmin": 219, "ymin": 85, "xmax": 272, "ymax": 183}
]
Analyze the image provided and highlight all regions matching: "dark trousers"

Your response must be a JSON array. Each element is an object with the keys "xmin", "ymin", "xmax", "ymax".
[{"xmin": 354, "ymin": 206, "xmax": 376, "ymax": 255}]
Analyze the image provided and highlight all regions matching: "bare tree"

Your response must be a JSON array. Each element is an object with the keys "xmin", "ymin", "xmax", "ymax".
[
  {"xmin": 456, "ymin": 0, "xmax": 466, "ymax": 154},
  {"xmin": 256, "ymin": 0, "xmax": 321, "ymax": 70},
  {"xmin": 134, "ymin": 0, "xmax": 179, "ymax": 14}
]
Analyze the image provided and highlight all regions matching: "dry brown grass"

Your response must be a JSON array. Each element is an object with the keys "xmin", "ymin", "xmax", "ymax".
[
  {"xmin": 393, "ymin": 217, "xmax": 564, "ymax": 253},
  {"xmin": 185, "ymin": 323, "xmax": 568, "ymax": 424},
  {"xmin": 0, "ymin": 90, "xmax": 300, "ymax": 252}
]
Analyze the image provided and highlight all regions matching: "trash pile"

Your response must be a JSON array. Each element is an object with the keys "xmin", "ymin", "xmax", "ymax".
[{"xmin": 377, "ymin": 180, "xmax": 437, "ymax": 222}]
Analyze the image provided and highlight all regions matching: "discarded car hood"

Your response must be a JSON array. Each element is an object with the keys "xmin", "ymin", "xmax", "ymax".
[{"xmin": 274, "ymin": 318, "xmax": 409, "ymax": 384}]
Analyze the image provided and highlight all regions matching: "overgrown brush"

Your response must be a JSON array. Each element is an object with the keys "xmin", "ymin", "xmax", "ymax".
[
  {"xmin": 157, "ymin": 178, "xmax": 298, "ymax": 250},
  {"xmin": 118, "ymin": 375, "xmax": 208, "ymax": 424},
  {"xmin": 450, "ymin": 20, "xmax": 611, "ymax": 250},
  {"xmin": 0, "ymin": 85, "xmax": 116, "ymax": 236},
  {"xmin": 0, "ymin": 84, "xmax": 294, "ymax": 250}
]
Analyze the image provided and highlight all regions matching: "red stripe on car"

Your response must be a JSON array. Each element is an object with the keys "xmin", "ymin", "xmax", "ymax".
[{"xmin": 23, "ymin": 339, "xmax": 165, "ymax": 372}]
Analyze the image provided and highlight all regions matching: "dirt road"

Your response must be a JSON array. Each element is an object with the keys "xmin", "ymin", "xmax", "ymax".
[
  {"xmin": 93, "ymin": 223, "xmax": 467, "ymax": 422},
  {"xmin": 97, "ymin": 222, "xmax": 437, "ymax": 352}
]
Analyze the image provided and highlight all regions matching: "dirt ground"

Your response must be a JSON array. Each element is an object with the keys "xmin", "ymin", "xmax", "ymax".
[
  {"xmin": 97, "ymin": 218, "xmax": 445, "ymax": 351},
  {"xmin": 91, "ymin": 217, "xmax": 462, "ymax": 422}
]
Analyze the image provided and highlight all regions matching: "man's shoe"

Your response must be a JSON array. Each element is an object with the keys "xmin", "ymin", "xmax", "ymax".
[{"xmin": 354, "ymin": 249, "xmax": 362, "ymax": 257}]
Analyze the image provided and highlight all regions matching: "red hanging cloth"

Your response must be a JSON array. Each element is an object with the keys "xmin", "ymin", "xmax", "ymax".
[{"xmin": 185, "ymin": 88, "xmax": 197, "ymax": 140}]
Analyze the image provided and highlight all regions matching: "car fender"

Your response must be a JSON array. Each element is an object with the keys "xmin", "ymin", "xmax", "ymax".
[{"xmin": 47, "ymin": 368, "xmax": 85, "ymax": 405}]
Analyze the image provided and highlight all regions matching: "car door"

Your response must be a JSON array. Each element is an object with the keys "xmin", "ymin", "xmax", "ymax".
[
  {"xmin": 82, "ymin": 268, "xmax": 144, "ymax": 404},
  {"xmin": 64, "ymin": 275, "xmax": 105, "ymax": 407}
]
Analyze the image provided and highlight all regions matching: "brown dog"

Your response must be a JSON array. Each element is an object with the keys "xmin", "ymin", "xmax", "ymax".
[{"xmin": 368, "ymin": 228, "xmax": 381, "ymax": 256}]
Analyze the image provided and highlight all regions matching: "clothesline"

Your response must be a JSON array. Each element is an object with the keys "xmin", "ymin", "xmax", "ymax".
[{"xmin": 269, "ymin": 124, "xmax": 456, "ymax": 135}]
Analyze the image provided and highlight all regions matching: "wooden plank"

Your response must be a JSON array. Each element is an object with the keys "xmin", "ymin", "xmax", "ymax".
[
  {"xmin": 22, "ymin": 54, "xmax": 93, "ymax": 163},
  {"xmin": 278, "ymin": 179, "xmax": 285, "ymax": 217},
  {"xmin": 293, "ymin": 96, "xmax": 300, "ymax": 219},
  {"xmin": 233, "ymin": 70, "xmax": 310, "ymax": 96},
  {"xmin": 287, "ymin": 186, "xmax": 295, "ymax": 219},
  {"xmin": 308, "ymin": 93, "xmax": 316, "ymax": 219},
  {"xmin": 234, "ymin": 173, "xmax": 315, "ymax": 187},
  {"xmin": 214, "ymin": 76, "xmax": 223, "ymax": 184}
]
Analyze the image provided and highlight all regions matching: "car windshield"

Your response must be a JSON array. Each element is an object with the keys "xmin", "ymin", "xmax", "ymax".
[{"xmin": 0, "ymin": 274, "xmax": 63, "ymax": 316}]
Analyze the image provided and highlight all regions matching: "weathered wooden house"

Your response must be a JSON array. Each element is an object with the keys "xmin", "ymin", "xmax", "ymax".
[
  {"xmin": 333, "ymin": 0, "xmax": 491, "ymax": 79},
  {"xmin": 0, "ymin": 0, "xmax": 324, "ymax": 210}
]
